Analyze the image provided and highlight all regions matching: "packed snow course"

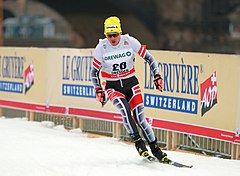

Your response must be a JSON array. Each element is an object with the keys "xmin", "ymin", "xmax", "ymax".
[{"xmin": 0, "ymin": 117, "xmax": 239, "ymax": 176}]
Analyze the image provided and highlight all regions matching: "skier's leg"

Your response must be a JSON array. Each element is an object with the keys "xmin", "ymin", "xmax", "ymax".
[
  {"xmin": 128, "ymin": 84, "xmax": 155, "ymax": 143},
  {"xmin": 112, "ymin": 97, "xmax": 138, "ymax": 134},
  {"xmin": 106, "ymin": 88, "xmax": 148, "ymax": 156},
  {"xmin": 113, "ymin": 97, "xmax": 149, "ymax": 156},
  {"xmin": 148, "ymin": 138, "xmax": 169, "ymax": 162},
  {"xmin": 129, "ymin": 85, "xmax": 169, "ymax": 162},
  {"xmin": 132, "ymin": 105, "xmax": 169, "ymax": 162},
  {"xmin": 131, "ymin": 134, "xmax": 149, "ymax": 157},
  {"xmin": 132, "ymin": 104, "xmax": 155, "ymax": 143},
  {"xmin": 132, "ymin": 106, "xmax": 169, "ymax": 162}
]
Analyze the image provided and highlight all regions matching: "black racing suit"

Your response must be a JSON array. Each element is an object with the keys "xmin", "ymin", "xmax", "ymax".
[{"xmin": 105, "ymin": 76, "xmax": 155, "ymax": 143}]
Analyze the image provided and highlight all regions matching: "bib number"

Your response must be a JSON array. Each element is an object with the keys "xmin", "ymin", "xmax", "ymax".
[{"xmin": 112, "ymin": 62, "xmax": 127, "ymax": 71}]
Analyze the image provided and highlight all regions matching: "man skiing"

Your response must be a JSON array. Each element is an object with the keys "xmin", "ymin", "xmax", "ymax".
[{"xmin": 90, "ymin": 16, "xmax": 170, "ymax": 163}]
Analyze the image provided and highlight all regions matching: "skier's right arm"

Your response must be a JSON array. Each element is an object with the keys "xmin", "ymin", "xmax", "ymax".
[
  {"xmin": 90, "ymin": 44, "xmax": 106, "ymax": 103},
  {"xmin": 91, "ymin": 59, "xmax": 101, "ymax": 90}
]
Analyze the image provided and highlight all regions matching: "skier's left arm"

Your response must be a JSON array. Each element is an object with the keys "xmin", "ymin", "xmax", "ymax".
[{"xmin": 129, "ymin": 36, "xmax": 163, "ymax": 91}]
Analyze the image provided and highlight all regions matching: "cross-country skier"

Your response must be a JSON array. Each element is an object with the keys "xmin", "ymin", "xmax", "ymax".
[{"xmin": 91, "ymin": 16, "xmax": 170, "ymax": 163}]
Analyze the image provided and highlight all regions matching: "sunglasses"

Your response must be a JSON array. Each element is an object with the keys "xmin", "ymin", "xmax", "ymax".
[{"xmin": 106, "ymin": 33, "xmax": 120, "ymax": 38}]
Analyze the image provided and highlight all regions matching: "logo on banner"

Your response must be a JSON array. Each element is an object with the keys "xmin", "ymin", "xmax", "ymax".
[
  {"xmin": 200, "ymin": 71, "xmax": 217, "ymax": 116},
  {"xmin": 24, "ymin": 64, "xmax": 34, "ymax": 94},
  {"xmin": 62, "ymin": 55, "xmax": 95, "ymax": 98},
  {"xmin": 143, "ymin": 59, "xmax": 200, "ymax": 115}
]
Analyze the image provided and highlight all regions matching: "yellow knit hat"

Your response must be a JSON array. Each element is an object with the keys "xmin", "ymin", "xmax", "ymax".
[{"xmin": 104, "ymin": 16, "xmax": 122, "ymax": 34}]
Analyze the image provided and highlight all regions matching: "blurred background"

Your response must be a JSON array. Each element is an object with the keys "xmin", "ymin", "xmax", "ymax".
[{"xmin": 0, "ymin": 0, "xmax": 240, "ymax": 54}]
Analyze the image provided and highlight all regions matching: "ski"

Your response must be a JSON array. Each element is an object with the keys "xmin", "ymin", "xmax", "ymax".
[
  {"xmin": 143, "ymin": 154, "xmax": 193, "ymax": 168},
  {"xmin": 145, "ymin": 155, "xmax": 156, "ymax": 161},
  {"xmin": 168, "ymin": 160, "xmax": 193, "ymax": 168}
]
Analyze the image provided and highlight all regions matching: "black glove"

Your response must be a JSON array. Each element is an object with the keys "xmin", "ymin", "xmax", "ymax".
[
  {"xmin": 153, "ymin": 74, "xmax": 163, "ymax": 92},
  {"xmin": 96, "ymin": 87, "xmax": 105, "ymax": 103}
]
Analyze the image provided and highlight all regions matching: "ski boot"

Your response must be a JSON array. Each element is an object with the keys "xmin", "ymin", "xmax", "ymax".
[
  {"xmin": 149, "ymin": 140, "xmax": 171, "ymax": 164},
  {"xmin": 132, "ymin": 135, "xmax": 149, "ymax": 157}
]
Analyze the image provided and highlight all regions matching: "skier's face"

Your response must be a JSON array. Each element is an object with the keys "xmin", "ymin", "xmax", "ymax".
[{"xmin": 106, "ymin": 33, "xmax": 121, "ymax": 46}]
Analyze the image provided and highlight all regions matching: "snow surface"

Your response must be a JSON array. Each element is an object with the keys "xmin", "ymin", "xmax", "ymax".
[{"xmin": 0, "ymin": 117, "xmax": 240, "ymax": 176}]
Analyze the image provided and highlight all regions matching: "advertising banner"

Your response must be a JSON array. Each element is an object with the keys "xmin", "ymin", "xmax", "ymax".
[
  {"xmin": 138, "ymin": 51, "xmax": 239, "ymax": 129},
  {"xmin": 46, "ymin": 48, "xmax": 120, "ymax": 120},
  {"xmin": 46, "ymin": 48, "xmax": 94, "ymax": 112},
  {"xmin": 0, "ymin": 47, "xmax": 239, "ymax": 143},
  {"xmin": 136, "ymin": 50, "xmax": 240, "ymax": 142},
  {"xmin": 0, "ymin": 47, "xmax": 47, "ymax": 111}
]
